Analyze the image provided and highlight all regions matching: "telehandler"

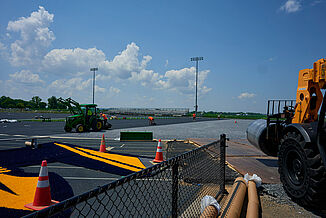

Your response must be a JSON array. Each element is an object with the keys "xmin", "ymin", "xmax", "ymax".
[{"xmin": 247, "ymin": 58, "xmax": 326, "ymax": 207}]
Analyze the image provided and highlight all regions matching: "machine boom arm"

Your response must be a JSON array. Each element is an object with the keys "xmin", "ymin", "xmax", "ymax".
[
  {"xmin": 292, "ymin": 58, "xmax": 326, "ymax": 123},
  {"xmin": 57, "ymin": 97, "xmax": 82, "ymax": 115}
]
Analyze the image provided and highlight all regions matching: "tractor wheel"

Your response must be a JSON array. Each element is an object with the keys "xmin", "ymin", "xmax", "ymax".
[
  {"xmin": 278, "ymin": 132, "xmax": 326, "ymax": 208},
  {"xmin": 64, "ymin": 125, "xmax": 72, "ymax": 132},
  {"xmin": 76, "ymin": 124, "xmax": 84, "ymax": 133},
  {"xmin": 104, "ymin": 122, "xmax": 112, "ymax": 129},
  {"xmin": 92, "ymin": 120, "xmax": 103, "ymax": 131}
]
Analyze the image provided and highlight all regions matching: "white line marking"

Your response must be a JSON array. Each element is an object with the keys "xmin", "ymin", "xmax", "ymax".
[
  {"xmin": 120, "ymin": 144, "xmax": 125, "ymax": 148},
  {"xmin": 0, "ymin": 133, "xmax": 103, "ymax": 140},
  {"xmin": 49, "ymin": 136, "xmax": 101, "ymax": 140},
  {"xmin": 0, "ymin": 134, "xmax": 27, "ymax": 137},
  {"xmin": 63, "ymin": 177, "xmax": 118, "ymax": 180}
]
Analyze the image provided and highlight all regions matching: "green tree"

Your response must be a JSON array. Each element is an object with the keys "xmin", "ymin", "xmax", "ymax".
[
  {"xmin": 17, "ymin": 102, "xmax": 25, "ymax": 109},
  {"xmin": 39, "ymin": 102, "xmax": 47, "ymax": 109},
  {"xmin": 0, "ymin": 97, "xmax": 14, "ymax": 108},
  {"xmin": 31, "ymin": 96, "xmax": 42, "ymax": 108},
  {"xmin": 58, "ymin": 102, "xmax": 67, "ymax": 109},
  {"xmin": 48, "ymin": 96, "xmax": 58, "ymax": 109}
]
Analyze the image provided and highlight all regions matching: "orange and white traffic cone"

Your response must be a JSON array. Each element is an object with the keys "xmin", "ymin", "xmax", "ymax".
[
  {"xmin": 24, "ymin": 160, "xmax": 59, "ymax": 211},
  {"xmin": 153, "ymin": 139, "xmax": 164, "ymax": 163},
  {"xmin": 99, "ymin": 134, "xmax": 106, "ymax": 152}
]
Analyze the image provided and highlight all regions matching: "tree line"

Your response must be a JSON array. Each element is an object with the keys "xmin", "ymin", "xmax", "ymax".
[{"xmin": 0, "ymin": 96, "xmax": 67, "ymax": 110}]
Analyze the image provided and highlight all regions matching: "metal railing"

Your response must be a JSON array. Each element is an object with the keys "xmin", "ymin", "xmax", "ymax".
[
  {"xmin": 267, "ymin": 99, "xmax": 296, "ymax": 118},
  {"xmin": 25, "ymin": 134, "xmax": 227, "ymax": 218}
]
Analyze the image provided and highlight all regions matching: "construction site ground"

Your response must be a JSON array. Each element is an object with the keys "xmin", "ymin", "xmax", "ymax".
[{"xmin": 1, "ymin": 113, "xmax": 326, "ymax": 217}]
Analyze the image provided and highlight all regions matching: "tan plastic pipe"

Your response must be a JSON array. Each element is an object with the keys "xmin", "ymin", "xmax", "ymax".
[
  {"xmin": 246, "ymin": 180, "xmax": 259, "ymax": 218},
  {"xmin": 199, "ymin": 205, "xmax": 219, "ymax": 218},
  {"xmin": 219, "ymin": 177, "xmax": 247, "ymax": 218}
]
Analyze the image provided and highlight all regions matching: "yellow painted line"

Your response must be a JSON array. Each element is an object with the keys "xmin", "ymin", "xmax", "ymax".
[
  {"xmin": 0, "ymin": 167, "xmax": 11, "ymax": 174},
  {"xmin": 54, "ymin": 143, "xmax": 143, "ymax": 172},
  {"xmin": 76, "ymin": 147, "xmax": 146, "ymax": 169},
  {"xmin": 0, "ymin": 170, "xmax": 11, "ymax": 173},
  {"xmin": 0, "ymin": 174, "xmax": 37, "ymax": 210}
]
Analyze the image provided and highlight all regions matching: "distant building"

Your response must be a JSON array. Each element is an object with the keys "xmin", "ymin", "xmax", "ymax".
[{"xmin": 104, "ymin": 108, "xmax": 189, "ymax": 116}]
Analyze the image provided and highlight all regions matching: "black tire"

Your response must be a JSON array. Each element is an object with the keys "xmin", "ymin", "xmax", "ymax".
[
  {"xmin": 278, "ymin": 131, "xmax": 326, "ymax": 208},
  {"xmin": 92, "ymin": 120, "xmax": 103, "ymax": 131},
  {"xmin": 64, "ymin": 125, "xmax": 72, "ymax": 132},
  {"xmin": 104, "ymin": 122, "xmax": 112, "ymax": 129},
  {"xmin": 76, "ymin": 124, "xmax": 84, "ymax": 133}
]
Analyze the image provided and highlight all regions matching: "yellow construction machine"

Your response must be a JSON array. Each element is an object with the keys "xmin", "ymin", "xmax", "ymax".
[{"xmin": 247, "ymin": 58, "xmax": 326, "ymax": 208}]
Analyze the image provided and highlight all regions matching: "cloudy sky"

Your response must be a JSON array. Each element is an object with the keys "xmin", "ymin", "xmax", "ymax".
[{"xmin": 0, "ymin": 1, "xmax": 325, "ymax": 113}]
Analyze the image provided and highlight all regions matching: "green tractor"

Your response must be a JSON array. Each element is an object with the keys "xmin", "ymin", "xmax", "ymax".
[{"xmin": 58, "ymin": 97, "xmax": 111, "ymax": 133}]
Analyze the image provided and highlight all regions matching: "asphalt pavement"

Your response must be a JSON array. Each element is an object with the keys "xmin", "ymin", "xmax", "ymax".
[{"xmin": 0, "ymin": 114, "xmax": 253, "ymax": 217}]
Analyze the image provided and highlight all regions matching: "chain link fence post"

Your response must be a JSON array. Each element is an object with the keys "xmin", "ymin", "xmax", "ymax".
[
  {"xmin": 220, "ymin": 134, "xmax": 227, "ymax": 195},
  {"xmin": 172, "ymin": 161, "xmax": 179, "ymax": 218}
]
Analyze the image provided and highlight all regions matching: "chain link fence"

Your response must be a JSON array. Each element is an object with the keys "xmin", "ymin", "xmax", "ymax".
[{"xmin": 25, "ymin": 134, "xmax": 227, "ymax": 218}]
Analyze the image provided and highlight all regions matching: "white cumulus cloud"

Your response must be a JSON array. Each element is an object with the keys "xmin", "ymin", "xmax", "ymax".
[
  {"xmin": 6, "ymin": 6, "xmax": 55, "ymax": 67},
  {"xmin": 156, "ymin": 67, "xmax": 211, "ymax": 95},
  {"xmin": 0, "ymin": 42, "xmax": 6, "ymax": 50},
  {"xmin": 43, "ymin": 47, "xmax": 106, "ymax": 75},
  {"xmin": 238, "ymin": 92, "xmax": 256, "ymax": 99},
  {"xmin": 109, "ymin": 86, "xmax": 121, "ymax": 94},
  {"xmin": 49, "ymin": 78, "xmax": 92, "ymax": 96},
  {"xmin": 280, "ymin": 0, "xmax": 302, "ymax": 13},
  {"xmin": 95, "ymin": 85, "xmax": 106, "ymax": 93},
  {"xmin": 9, "ymin": 70, "xmax": 44, "ymax": 84},
  {"xmin": 102, "ymin": 42, "xmax": 148, "ymax": 79},
  {"xmin": 130, "ymin": 69, "xmax": 162, "ymax": 86}
]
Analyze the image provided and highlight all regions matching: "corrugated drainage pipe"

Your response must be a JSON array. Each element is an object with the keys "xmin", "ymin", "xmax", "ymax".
[
  {"xmin": 246, "ymin": 180, "xmax": 259, "ymax": 218},
  {"xmin": 219, "ymin": 177, "xmax": 247, "ymax": 218}
]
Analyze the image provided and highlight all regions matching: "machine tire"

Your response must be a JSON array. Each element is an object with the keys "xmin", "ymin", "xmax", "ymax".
[
  {"xmin": 104, "ymin": 122, "xmax": 112, "ymax": 129},
  {"xmin": 278, "ymin": 131, "xmax": 326, "ymax": 208},
  {"xmin": 92, "ymin": 120, "xmax": 103, "ymax": 131},
  {"xmin": 76, "ymin": 124, "xmax": 84, "ymax": 133},
  {"xmin": 64, "ymin": 125, "xmax": 72, "ymax": 132}
]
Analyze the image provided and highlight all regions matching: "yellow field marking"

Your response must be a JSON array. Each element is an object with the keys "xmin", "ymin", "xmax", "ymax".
[
  {"xmin": 54, "ymin": 143, "xmax": 144, "ymax": 172},
  {"xmin": 0, "ymin": 174, "xmax": 37, "ymax": 210},
  {"xmin": 0, "ymin": 167, "xmax": 11, "ymax": 174},
  {"xmin": 76, "ymin": 147, "xmax": 146, "ymax": 169}
]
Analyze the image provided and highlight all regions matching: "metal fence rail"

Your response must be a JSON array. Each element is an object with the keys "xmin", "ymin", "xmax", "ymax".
[{"xmin": 25, "ymin": 134, "xmax": 227, "ymax": 218}]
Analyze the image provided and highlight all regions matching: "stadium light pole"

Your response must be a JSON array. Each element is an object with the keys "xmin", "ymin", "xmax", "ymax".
[
  {"xmin": 190, "ymin": 57, "xmax": 203, "ymax": 116},
  {"xmin": 90, "ymin": 67, "xmax": 98, "ymax": 104}
]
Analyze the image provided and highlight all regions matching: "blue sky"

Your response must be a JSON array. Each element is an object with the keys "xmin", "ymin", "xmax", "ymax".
[{"xmin": 0, "ymin": 0, "xmax": 325, "ymax": 113}]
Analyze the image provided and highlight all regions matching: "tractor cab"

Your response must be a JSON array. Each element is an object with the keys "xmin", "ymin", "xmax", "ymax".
[{"xmin": 80, "ymin": 104, "xmax": 98, "ymax": 117}]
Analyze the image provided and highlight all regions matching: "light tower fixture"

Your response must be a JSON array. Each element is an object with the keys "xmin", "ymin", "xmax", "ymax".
[
  {"xmin": 90, "ymin": 67, "xmax": 98, "ymax": 104},
  {"xmin": 190, "ymin": 57, "xmax": 203, "ymax": 116}
]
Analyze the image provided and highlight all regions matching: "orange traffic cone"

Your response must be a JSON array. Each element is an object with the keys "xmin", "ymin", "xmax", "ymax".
[
  {"xmin": 153, "ymin": 139, "xmax": 164, "ymax": 163},
  {"xmin": 25, "ymin": 160, "xmax": 59, "ymax": 211},
  {"xmin": 99, "ymin": 134, "xmax": 106, "ymax": 152}
]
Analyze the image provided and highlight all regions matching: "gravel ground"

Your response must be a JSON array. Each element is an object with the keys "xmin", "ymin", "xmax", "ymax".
[
  {"xmin": 260, "ymin": 184, "xmax": 326, "ymax": 217},
  {"xmin": 58, "ymin": 119, "xmax": 252, "ymax": 140}
]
